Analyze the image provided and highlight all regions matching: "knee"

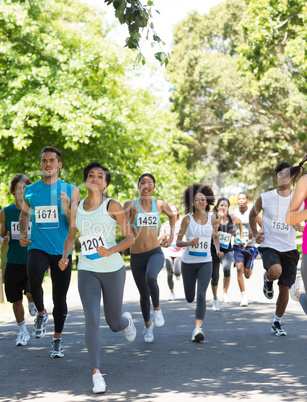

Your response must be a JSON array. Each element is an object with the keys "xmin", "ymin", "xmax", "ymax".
[
  {"xmin": 108, "ymin": 322, "xmax": 123, "ymax": 333},
  {"xmin": 244, "ymin": 269, "xmax": 252, "ymax": 279},
  {"xmin": 211, "ymin": 279, "xmax": 218, "ymax": 286}
]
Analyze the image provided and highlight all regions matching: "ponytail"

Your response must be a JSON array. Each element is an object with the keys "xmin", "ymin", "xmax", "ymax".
[{"xmin": 290, "ymin": 154, "xmax": 307, "ymax": 184}]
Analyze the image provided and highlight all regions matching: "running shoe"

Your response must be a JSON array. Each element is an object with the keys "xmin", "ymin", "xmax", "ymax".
[
  {"xmin": 92, "ymin": 372, "xmax": 106, "ymax": 394},
  {"xmin": 143, "ymin": 322, "xmax": 154, "ymax": 343},
  {"xmin": 168, "ymin": 292, "xmax": 175, "ymax": 301},
  {"xmin": 222, "ymin": 293, "xmax": 230, "ymax": 303},
  {"xmin": 50, "ymin": 338, "xmax": 64, "ymax": 358},
  {"xmin": 290, "ymin": 276, "xmax": 305, "ymax": 302},
  {"xmin": 191, "ymin": 327, "xmax": 205, "ymax": 342},
  {"xmin": 122, "ymin": 312, "xmax": 136, "ymax": 342},
  {"xmin": 28, "ymin": 302, "xmax": 37, "ymax": 317},
  {"xmin": 240, "ymin": 294, "xmax": 248, "ymax": 307},
  {"xmin": 212, "ymin": 299, "xmax": 220, "ymax": 311},
  {"xmin": 271, "ymin": 321, "xmax": 287, "ymax": 336},
  {"xmin": 16, "ymin": 331, "xmax": 30, "ymax": 346},
  {"xmin": 152, "ymin": 309, "xmax": 165, "ymax": 327},
  {"xmin": 32, "ymin": 313, "xmax": 48, "ymax": 338},
  {"xmin": 263, "ymin": 273, "xmax": 274, "ymax": 299}
]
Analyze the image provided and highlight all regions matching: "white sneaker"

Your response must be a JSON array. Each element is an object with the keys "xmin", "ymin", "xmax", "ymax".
[
  {"xmin": 122, "ymin": 312, "xmax": 136, "ymax": 342},
  {"xmin": 28, "ymin": 302, "xmax": 37, "ymax": 317},
  {"xmin": 212, "ymin": 299, "xmax": 220, "ymax": 311},
  {"xmin": 290, "ymin": 276, "xmax": 305, "ymax": 302},
  {"xmin": 168, "ymin": 292, "xmax": 175, "ymax": 301},
  {"xmin": 92, "ymin": 372, "xmax": 106, "ymax": 394},
  {"xmin": 240, "ymin": 294, "xmax": 248, "ymax": 307},
  {"xmin": 152, "ymin": 309, "xmax": 165, "ymax": 327},
  {"xmin": 16, "ymin": 331, "xmax": 30, "ymax": 346},
  {"xmin": 143, "ymin": 322, "xmax": 154, "ymax": 343},
  {"xmin": 222, "ymin": 293, "xmax": 230, "ymax": 303},
  {"xmin": 191, "ymin": 327, "xmax": 205, "ymax": 342}
]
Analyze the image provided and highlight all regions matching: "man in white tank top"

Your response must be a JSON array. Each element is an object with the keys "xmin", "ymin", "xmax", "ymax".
[
  {"xmin": 250, "ymin": 162, "xmax": 304, "ymax": 336},
  {"xmin": 232, "ymin": 193, "xmax": 260, "ymax": 307}
]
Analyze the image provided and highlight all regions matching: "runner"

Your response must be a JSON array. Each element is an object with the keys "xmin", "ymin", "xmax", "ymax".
[
  {"xmin": 59, "ymin": 162, "xmax": 135, "ymax": 394},
  {"xmin": 232, "ymin": 193, "xmax": 261, "ymax": 307},
  {"xmin": 158, "ymin": 204, "xmax": 183, "ymax": 301},
  {"xmin": 285, "ymin": 155, "xmax": 307, "ymax": 313},
  {"xmin": 124, "ymin": 173, "xmax": 175, "ymax": 343},
  {"xmin": 19, "ymin": 146, "xmax": 80, "ymax": 358},
  {"xmin": 250, "ymin": 162, "xmax": 303, "ymax": 336},
  {"xmin": 210, "ymin": 197, "xmax": 244, "ymax": 310},
  {"xmin": 176, "ymin": 184, "xmax": 222, "ymax": 342},
  {"xmin": 0, "ymin": 174, "xmax": 37, "ymax": 346}
]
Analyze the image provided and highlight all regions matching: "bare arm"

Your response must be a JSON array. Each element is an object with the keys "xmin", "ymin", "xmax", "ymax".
[
  {"xmin": 249, "ymin": 196, "xmax": 265, "ymax": 244},
  {"xmin": 95, "ymin": 200, "xmax": 135, "ymax": 258},
  {"xmin": 58, "ymin": 202, "xmax": 78, "ymax": 271},
  {"xmin": 211, "ymin": 215, "xmax": 224, "ymax": 258},
  {"xmin": 0, "ymin": 208, "xmax": 8, "ymax": 273},
  {"xmin": 59, "ymin": 187, "xmax": 81, "ymax": 225},
  {"xmin": 159, "ymin": 201, "xmax": 175, "ymax": 248},
  {"xmin": 176, "ymin": 215, "xmax": 199, "ymax": 247},
  {"xmin": 123, "ymin": 200, "xmax": 137, "ymax": 229},
  {"xmin": 286, "ymin": 175, "xmax": 307, "ymax": 225},
  {"xmin": 19, "ymin": 195, "xmax": 32, "ymax": 247}
]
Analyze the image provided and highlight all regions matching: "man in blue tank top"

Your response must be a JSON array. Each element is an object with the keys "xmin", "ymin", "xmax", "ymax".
[
  {"xmin": 0, "ymin": 174, "xmax": 37, "ymax": 347},
  {"xmin": 19, "ymin": 146, "xmax": 80, "ymax": 358}
]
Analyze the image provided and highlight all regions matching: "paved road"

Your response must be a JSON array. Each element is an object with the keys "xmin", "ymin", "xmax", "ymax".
[{"xmin": 1, "ymin": 258, "xmax": 307, "ymax": 401}]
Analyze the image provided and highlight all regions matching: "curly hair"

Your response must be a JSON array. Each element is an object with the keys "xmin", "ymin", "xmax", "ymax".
[{"xmin": 182, "ymin": 184, "xmax": 215, "ymax": 214}]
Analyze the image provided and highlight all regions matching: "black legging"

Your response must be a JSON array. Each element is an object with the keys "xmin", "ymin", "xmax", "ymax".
[{"xmin": 27, "ymin": 249, "xmax": 72, "ymax": 333}]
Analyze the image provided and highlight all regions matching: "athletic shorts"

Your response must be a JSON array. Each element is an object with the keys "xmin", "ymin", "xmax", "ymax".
[
  {"xmin": 258, "ymin": 247, "xmax": 299, "ymax": 288},
  {"xmin": 4, "ymin": 263, "xmax": 30, "ymax": 303},
  {"xmin": 233, "ymin": 244, "xmax": 254, "ymax": 269}
]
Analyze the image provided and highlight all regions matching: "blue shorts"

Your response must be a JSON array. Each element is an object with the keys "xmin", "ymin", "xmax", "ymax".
[{"xmin": 233, "ymin": 244, "xmax": 255, "ymax": 269}]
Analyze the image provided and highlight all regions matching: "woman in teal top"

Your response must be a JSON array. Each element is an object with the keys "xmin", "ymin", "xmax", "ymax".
[{"xmin": 59, "ymin": 162, "xmax": 135, "ymax": 394}]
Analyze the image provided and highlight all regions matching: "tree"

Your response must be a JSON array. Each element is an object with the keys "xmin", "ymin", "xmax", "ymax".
[
  {"xmin": 0, "ymin": 0, "xmax": 188, "ymax": 206},
  {"xmin": 104, "ymin": 0, "xmax": 169, "ymax": 66},
  {"xmin": 166, "ymin": 0, "xmax": 307, "ymax": 194}
]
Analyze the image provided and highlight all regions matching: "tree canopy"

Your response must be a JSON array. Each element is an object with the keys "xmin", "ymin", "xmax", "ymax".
[
  {"xmin": 0, "ymin": 0, "xmax": 188, "ymax": 206},
  {"xmin": 166, "ymin": 0, "xmax": 307, "ymax": 195}
]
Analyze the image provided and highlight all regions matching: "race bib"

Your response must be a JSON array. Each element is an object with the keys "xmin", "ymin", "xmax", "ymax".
[
  {"xmin": 189, "ymin": 238, "xmax": 209, "ymax": 257},
  {"xmin": 79, "ymin": 233, "xmax": 107, "ymax": 260},
  {"xmin": 11, "ymin": 221, "xmax": 32, "ymax": 240},
  {"xmin": 35, "ymin": 206, "xmax": 59, "ymax": 229},
  {"xmin": 218, "ymin": 231, "xmax": 232, "ymax": 248},
  {"xmin": 271, "ymin": 220, "xmax": 290, "ymax": 234},
  {"xmin": 136, "ymin": 213, "xmax": 159, "ymax": 227}
]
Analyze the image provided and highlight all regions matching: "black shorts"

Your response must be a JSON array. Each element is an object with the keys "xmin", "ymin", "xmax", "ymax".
[
  {"xmin": 4, "ymin": 263, "xmax": 30, "ymax": 303},
  {"xmin": 258, "ymin": 247, "xmax": 299, "ymax": 288}
]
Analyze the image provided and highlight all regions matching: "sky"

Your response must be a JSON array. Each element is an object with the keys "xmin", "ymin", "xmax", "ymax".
[{"xmin": 80, "ymin": 0, "xmax": 224, "ymax": 103}]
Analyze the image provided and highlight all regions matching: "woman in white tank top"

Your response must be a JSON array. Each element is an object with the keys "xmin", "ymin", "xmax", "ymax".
[{"xmin": 177, "ymin": 184, "xmax": 222, "ymax": 342}]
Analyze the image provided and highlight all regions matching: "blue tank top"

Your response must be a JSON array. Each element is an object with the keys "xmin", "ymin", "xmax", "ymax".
[
  {"xmin": 132, "ymin": 199, "xmax": 160, "ymax": 228},
  {"xmin": 4, "ymin": 203, "xmax": 30, "ymax": 265},
  {"xmin": 24, "ymin": 179, "xmax": 75, "ymax": 255}
]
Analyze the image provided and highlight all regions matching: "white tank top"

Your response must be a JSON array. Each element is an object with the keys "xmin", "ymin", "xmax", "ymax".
[
  {"xmin": 260, "ymin": 189, "xmax": 299, "ymax": 252},
  {"xmin": 233, "ymin": 206, "xmax": 255, "ymax": 246},
  {"xmin": 182, "ymin": 214, "xmax": 213, "ymax": 264}
]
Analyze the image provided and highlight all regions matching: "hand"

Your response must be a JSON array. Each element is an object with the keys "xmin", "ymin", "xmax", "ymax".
[
  {"xmin": 293, "ymin": 224, "xmax": 302, "ymax": 232},
  {"xmin": 217, "ymin": 210, "xmax": 225, "ymax": 220},
  {"xmin": 96, "ymin": 246, "xmax": 112, "ymax": 257},
  {"xmin": 248, "ymin": 232, "xmax": 254, "ymax": 239},
  {"xmin": 190, "ymin": 237, "xmax": 199, "ymax": 246},
  {"xmin": 217, "ymin": 251, "xmax": 224, "ymax": 259},
  {"xmin": 19, "ymin": 230, "xmax": 32, "ymax": 247},
  {"xmin": 162, "ymin": 236, "xmax": 173, "ymax": 248},
  {"xmin": 58, "ymin": 191, "xmax": 70, "ymax": 212},
  {"xmin": 231, "ymin": 229, "xmax": 236, "ymax": 236},
  {"xmin": 255, "ymin": 231, "xmax": 265, "ymax": 244},
  {"xmin": 58, "ymin": 258, "xmax": 69, "ymax": 271},
  {"xmin": 3, "ymin": 231, "xmax": 10, "ymax": 246}
]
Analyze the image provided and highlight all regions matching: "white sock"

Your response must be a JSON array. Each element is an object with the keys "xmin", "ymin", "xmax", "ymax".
[
  {"xmin": 18, "ymin": 320, "xmax": 27, "ymax": 333},
  {"xmin": 273, "ymin": 314, "xmax": 281, "ymax": 324}
]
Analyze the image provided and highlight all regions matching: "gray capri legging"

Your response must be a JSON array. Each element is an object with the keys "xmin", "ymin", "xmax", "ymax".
[
  {"xmin": 181, "ymin": 261, "xmax": 212, "ymax": 321},
  {"xmin": 130, "ymin": 247, "xmax": 165, "ymax": 322},
  {"xmin": 299, "ymin": 253, "xmax": 307, "ymax": 314},
  {"xmin": 78, "ymin": 266, "xmax": 129, "ymax": 369}
]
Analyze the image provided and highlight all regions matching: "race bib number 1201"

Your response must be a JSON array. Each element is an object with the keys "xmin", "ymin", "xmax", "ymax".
[{"xmin": 79, "ymin": 233, "xmax": 106, "ymax": 260}]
